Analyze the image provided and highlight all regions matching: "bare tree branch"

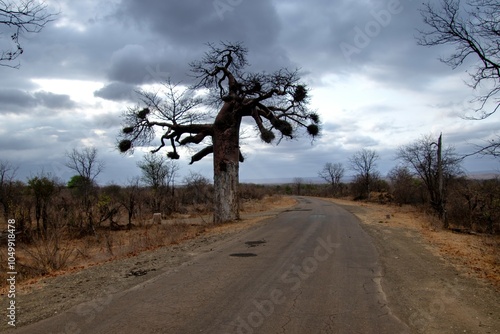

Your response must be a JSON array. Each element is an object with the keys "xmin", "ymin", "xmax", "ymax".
[
  {"xmin": 65, "ymin": 147, "xmax": 105, "ymax": 182},
  {"xmin": 0, "ymin": 0, "xmax": 58, "ymax": 67},
  {"xmin": 418, "ymin": 0, "xmax": 500, "ymax": 119}
]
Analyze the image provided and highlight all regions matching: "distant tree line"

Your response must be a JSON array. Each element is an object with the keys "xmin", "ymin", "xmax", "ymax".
[
  {"xmin": 313, "ymin": 134, "xmax": 499, "ymax": 234},
  {"xmin": 1, "ymin": 132, "xmax": 499, "ymax": 248}
]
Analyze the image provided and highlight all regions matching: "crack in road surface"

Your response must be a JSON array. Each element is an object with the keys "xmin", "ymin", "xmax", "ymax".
[
  {"xmin": 245, "ymin": 240, "xmax": 267, "ymax": 247},
  {"xmin": 229, "ymin": 253, "xmax": 258, "ymax": 257}
]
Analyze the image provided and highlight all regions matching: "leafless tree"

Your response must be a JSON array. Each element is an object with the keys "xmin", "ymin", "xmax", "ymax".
[
  {"xmin": 118, "ymin": 177, "xmax": 141, "ymax": 229},
  {"xmin": 1, "ymin": 0, "xmax": 57, "ymax": 67},
  {"xmin": 137, "ymin": 153, "xmax": 178, "ymax": 190},
  {"xmin": 119, "ymin": 42, "xmax": 320, "ymax": 223},
  {"xmin": 0, "ymin": 160, "xmax": 18, "ymax": 222},
  {"xmin": 396, "ymin": 134, "xmax": 462, "ymax": 222},
  {"xmin": 65, "ymin": 147, "xmax": 105, "ymax": 235},
  {"xmin": 349, "ymin": 149, "xmax": 380, "ymax": 199},
  {"xmin": 137, "ymin": 153, "xmax": 178, "ymax": 213},
  {"xmin": 65, "ymin": 147, "xmax": 105, "ymax": 183},
  {"xmin": 418, "ymin": 0, "xmax": 500, "ymax": 157},
  {"xmin": 388, "ymin": 165, "xmax": 422, "ymax": 205},
  {"xmin": 293, "ymin": 177, "xmax": 304, "ymax": 196},
  {"xmin": 318, "ymin": 162, "xmax": 345, "ymax": 197},
  {"xmin": 418, "ymin": 0, "xmax": 499, "ymax": 118},
  {"xmin": 182, "ymin": 172, "xmax": 212, "ymax": 206},
  {"xmin": 27, "ymin": 172, "xmax": 59, "ymax": 234}
]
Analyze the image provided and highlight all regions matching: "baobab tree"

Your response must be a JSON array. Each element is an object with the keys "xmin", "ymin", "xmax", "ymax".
[{"xmin": 119, "ymin": 42, "xmax": 320, "ymax": 223}]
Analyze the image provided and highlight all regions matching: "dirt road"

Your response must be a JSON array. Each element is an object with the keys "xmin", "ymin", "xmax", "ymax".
[{"xmin": 3, "ymin": 197, "xmax": 499, "ymax": 333}]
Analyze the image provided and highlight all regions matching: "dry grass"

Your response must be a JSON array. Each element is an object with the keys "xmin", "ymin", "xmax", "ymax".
[
  {"xmin": 325, "ymin": 197, "xmax": 500, "ymax": 288},
  {"xmin": 0, "ymin": 223, "xmax": 207, "ymax": 289},
  {"xmin": 420, "ymin": 224, "xmax": 500, "ymax": 286},
  {"xmin": 241, "ymin": 194, "xmax": 296, "ymax": 213}
]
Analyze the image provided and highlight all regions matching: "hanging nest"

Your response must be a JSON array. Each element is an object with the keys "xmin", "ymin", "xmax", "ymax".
[
  {"xmin": 309, "ymin": 112, "xmax": 320, "ymax": 124},
  {"xmin": 307, "ymin": 124, "xmax": 319, "ymax": 137},
  {"xmin": 119, "ymin": 140, "xmax": 132, "ymax": 152},
  {"xmin": 293, "ymin": 85, "xmax": 307, "ymax": 103},
  {"xmin": 122, "ymin": 127, "xmax": 134, "ymax": 134},
  {"xmin": 167, "ymin": 151, "xmax": 180, "ymax": 159},
  {"xmin": 273, "ymin": 119, "xmax": 293, "ymax": 137},
  {"xmin": 137, "ymin": 108, "xmax": 150, "ymax": 119},
  {"xmin": 260, "ymin": 129, "xmax": 275, "ymax": 143}
]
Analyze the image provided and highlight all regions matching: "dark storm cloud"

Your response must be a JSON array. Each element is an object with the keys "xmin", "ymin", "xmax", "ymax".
[
  {"xmin": 34, "ymin": 91, "xmax": 76, "ymax": 109},
  {"xmin": 0, "ymin": 89, "xmax": 76, "ymax": 113},
  {"xmin": 105, "ymin": 44, "xmax": 187, "ymax": 84},
  {"xmin": 85, "ymin": 111, "xmax": 122, "ymax": 131},
  {"xmin": 112, "ymin": 0, "xmax": 290, "ymax": 78},
  {"xmin": 94, "ymin": 82, "xmax": 138, "ymax": 102},
  {"xmin": 117, "ymin": 0, "xmax": 281, "ymax": 48},
  {"xmin": 0, "ymin": 89, "xmax": 38, "ymax": 110},
  {"xmin": 273, "ymin": 0, "xmax": 455, "ymax": 88}
]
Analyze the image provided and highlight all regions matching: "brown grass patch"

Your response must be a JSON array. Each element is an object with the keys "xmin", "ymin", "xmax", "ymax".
[{"xmin": 241, "ymin": 194, "xmax": 297, "ymax": 213}]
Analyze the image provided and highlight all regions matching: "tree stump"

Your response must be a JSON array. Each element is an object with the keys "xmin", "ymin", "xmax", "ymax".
[{"xmin": 153, "ymin": 213, "xmax": 161, "ymax": 224}]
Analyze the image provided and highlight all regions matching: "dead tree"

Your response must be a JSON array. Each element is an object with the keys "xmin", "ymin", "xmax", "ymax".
[
  {"xmin": 119, "ymin": 42, "xmax": 320, "ymax": 223},
  {"xmin": 318, "ymin": 162, "xmax": 345, "ymax": 196},
  {"xmin": 396, "ymin": 134, "xmax": 462, "ymax": 225},
  {"xmin": 349, "ymin": 149, "xmax": 380, "ymax": 199}
]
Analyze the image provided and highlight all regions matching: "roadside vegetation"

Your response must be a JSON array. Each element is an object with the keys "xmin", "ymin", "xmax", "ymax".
[{"xmin": 0, "ymin": 140, "xmax": 499, "ymax": 288}]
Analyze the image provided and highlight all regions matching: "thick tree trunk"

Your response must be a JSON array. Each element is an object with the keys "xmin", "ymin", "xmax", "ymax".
[{"xmin": 213, "ymin": 102, "xmax": 241, "ymax": 224}]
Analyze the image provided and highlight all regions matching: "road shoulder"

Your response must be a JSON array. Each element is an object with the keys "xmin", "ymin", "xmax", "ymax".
[{"xmin": 328, "ymin": 198, "xmax": 500, "ymax": 334}]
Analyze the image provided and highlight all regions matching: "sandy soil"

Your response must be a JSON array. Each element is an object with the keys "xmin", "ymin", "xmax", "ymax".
[{"xmin": 1, "ymin": 196, "xmax": 499, "ymax": 333}]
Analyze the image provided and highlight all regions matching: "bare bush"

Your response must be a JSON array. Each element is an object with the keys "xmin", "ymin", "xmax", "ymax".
[
  {"xmin": 239, "ymin": 183, "xmax": 270, "ymax": 201},
  {"xmin": 447, "ymin": 177, "xmax": 500, "ymax": 233},
  {"xmin": 19, "ymin": 232, "xmax": 76, "ymax": 278},
  {"xmin": 180, "ymin": 172, "xmax": 213, "ymax": 211},
  {"xmin": 388, "ymin": 166, "xmax": 426, "ymax": 205}
]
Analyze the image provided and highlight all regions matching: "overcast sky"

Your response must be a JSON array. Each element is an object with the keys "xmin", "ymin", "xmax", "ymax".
[{"xmin": 1, "ymin": 0, "xmax": 498, "ymax": 185}]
